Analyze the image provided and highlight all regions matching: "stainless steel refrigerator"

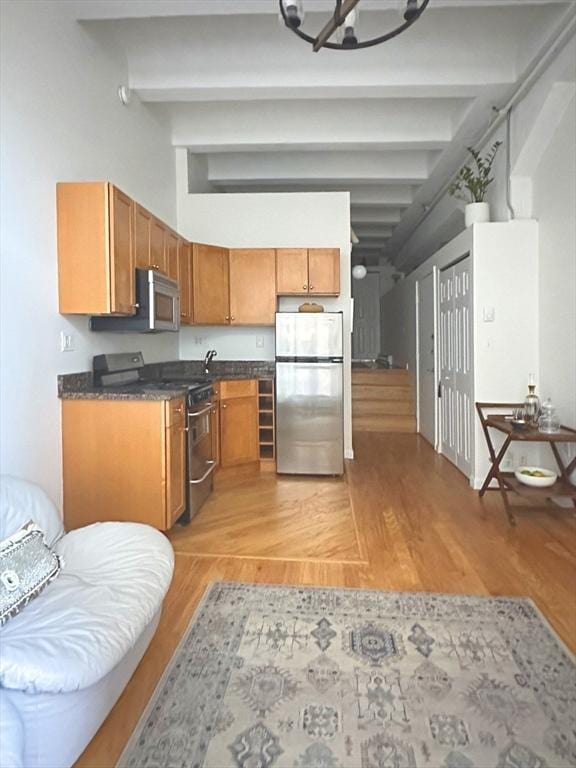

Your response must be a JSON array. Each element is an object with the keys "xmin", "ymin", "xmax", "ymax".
[{"xmin": 276, "ymin": 312, "xmax": 344, "ymax": 475}]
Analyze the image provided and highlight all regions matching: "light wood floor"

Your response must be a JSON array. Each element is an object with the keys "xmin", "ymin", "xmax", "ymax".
[{"xmin": 76, "ymin": 433, "xmax": 576, "ymax": 768}]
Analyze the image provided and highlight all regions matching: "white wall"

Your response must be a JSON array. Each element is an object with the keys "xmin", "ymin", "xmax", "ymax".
[
  {"xmin": 0, "ymin": 1, "xmax": 178, "ymax": 506},
  {"xmin": 533, "ymin": 99, "xmax": 576, "ymax": 472},
  {"xmin": 176, "ymin": 182, "xmax": 353, "ymax": 459}
]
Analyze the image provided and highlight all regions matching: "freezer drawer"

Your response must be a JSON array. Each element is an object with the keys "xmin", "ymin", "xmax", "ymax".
[
  {"xmin": 276, "ymin": 361, "xmax": 343, "ymax": 475},
  {"xmin": 276, "ymin": 312, "xmax": 343, "ymax": 359}
]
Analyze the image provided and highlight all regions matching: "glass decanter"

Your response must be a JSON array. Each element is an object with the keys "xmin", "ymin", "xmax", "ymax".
[
  {"xmin": 523, "ymin": 373, "xmax": 541, "ymax": 427},
  {"xmin": 538, "ymin": 398, "xmax": 561, "ymax": 434}
]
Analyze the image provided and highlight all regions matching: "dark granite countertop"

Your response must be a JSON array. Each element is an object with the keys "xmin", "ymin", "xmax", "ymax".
[{"xmin": 58, "ymin": 360, "xmax": 275, "ymax": 401}]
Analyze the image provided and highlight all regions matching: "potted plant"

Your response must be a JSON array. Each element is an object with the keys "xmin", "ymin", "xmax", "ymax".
[{"xmin": 449, "ymin": 141, "xmax": 502, "ymax": 227}]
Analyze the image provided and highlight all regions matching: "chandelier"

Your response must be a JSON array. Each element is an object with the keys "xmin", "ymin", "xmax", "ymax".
[{"xmin": 279, "ymin": 0, "xmax": 430, "ymax": 52}]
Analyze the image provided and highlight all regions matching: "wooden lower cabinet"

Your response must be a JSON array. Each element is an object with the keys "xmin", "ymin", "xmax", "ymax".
[
  {"xmin": 62, "ymin": 397, "xmax": 185, "ymax": 531},
  {"xmin": 216, "ymin": 380, "xmax": 259, "ymax": 469}
]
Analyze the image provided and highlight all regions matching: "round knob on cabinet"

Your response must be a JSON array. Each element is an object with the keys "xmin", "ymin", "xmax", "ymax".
[
  {"xmin": 151, "ymin": 264, "xmax": 160, "ymax": 270},
  {"xmin": 222, "ymin": 404, "xmax": 227, "ymax": 409},
  {"xmin": 303, "ymin": 284, "xmax": 308, "ymax": 290},
  {"xmin": 132, "ymin": 303, "xmax": 140, "ymax": 309},
  {"xmin": 309, "ymin": 285, "xmax": 314, "ymax": 290},
  {"xmin": 225, "ymin": 316, "xmax": 230, "ymax": 321},
  {"xmin": 231, "ymin": 316, "xmax": 236, "ymax": 321}
]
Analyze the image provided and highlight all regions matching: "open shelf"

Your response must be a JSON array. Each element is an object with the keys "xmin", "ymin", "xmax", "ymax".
[{"xmin": 258, "ymin": 378, "xmax": 275, "ymax": 463}]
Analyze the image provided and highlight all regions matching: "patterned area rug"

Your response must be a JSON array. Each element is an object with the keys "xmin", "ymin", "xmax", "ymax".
[{"xmin": 118, "ymin": 582, "xmax": 575, "ymax": 768}]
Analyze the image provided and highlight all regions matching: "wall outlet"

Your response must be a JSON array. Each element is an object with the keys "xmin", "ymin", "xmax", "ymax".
[
  {"xmin": 256, "ymin": 336, "xmax": 264, "ymax": 349},
  {"xmin": 60, "ymin": 331, "xmax": 75, "ymax": 352},
  {"xmin": 194, "ymin": 336, "xmax": 205, "ymax": 345}
]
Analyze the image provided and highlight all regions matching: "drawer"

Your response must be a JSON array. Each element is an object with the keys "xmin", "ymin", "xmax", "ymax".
[
  {"xmin": 219, "ymin": 379, "xmax": 258, "ymax": 400},
  {"xmin": 165, "ymin": 397, "xmax": 185, "ymax": 426}
]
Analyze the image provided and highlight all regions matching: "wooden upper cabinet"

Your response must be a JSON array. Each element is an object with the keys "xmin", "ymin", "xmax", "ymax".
[
  {"xmin": 109, "ymin": 187, "xmax": 136, "ymax": 314},
  {"xmin": 166, "ymin": 230, "xmax": 179, "ymax": 282},
  {"xmin": 275, "ymin": 248, "xmax": 340, "ymax": 296},
  {"xmin": 229, "ymin": 249, "xmax": 277, "ymax": 325},
  {"xmin": 308, "ymin": 248, "xmax": 340, "ymax": 296},
  {"xmin": 150, "ymin": 217, "xmax": 167, "ymax": 274},
  {"xmin": 193, "ymin": 243, "xmax": 230, "ymax": 324},
  {"xmin": 276, "ymin": 249, "xmax": 309, "ymax": 295},
  {"xmin": 178, "ymin": 240, "xmax": 193, "ymax": 325},
  {"xmin": 57, "ymin": 182, "xmax": 136, "ymax": 315},
  {"xmin": 134, "ymin": 204, "xmax": 152, "ymax": 269}
]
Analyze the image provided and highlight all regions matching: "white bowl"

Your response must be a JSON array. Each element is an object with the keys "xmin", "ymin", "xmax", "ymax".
[{"xmin": 514, "ymin": 466, "xmax": 557, "ymax": 488}]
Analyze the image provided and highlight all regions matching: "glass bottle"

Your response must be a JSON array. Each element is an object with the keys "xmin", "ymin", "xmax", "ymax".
[
  {"xmin": 523, "ymin": 373, "xmax": 541, "ymax": 427},
  {"xmin": 538, "ymin": 398, "xmax": 561, "ymax": 434}
]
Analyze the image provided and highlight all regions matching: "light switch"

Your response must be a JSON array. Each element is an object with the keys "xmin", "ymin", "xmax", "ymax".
[
  {"xmin": 60, "ymin": 332, "xmax": 75, "ymax": 352},
  {"xmin": 483, "ymin": 306, "xmax": 495, "ymax": 323}
]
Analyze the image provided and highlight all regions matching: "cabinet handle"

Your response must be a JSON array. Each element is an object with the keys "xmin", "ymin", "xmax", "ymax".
[
  {"xmin": 309, "ymin": 285, "xmax": 314, "ymax": 290},
  {"xmin": 225, "ymin": 315, "xmax": 230, "ymax": 321},
  {"xmin": 174, "ymin": 406, "xmax": 183, "ymax": 414},
  {"xmin": 180, "ymin": 312, "xmax": 186, "ymax": 317},
  {"xmin": 151, "ymin": 264, "xmax": 160, "ymax": 270},
  {"xmin": 231, "ymin": 316, "xmax": 236, "ymax": 321},
  {"xmin": 303, "ymin": 284, "xmax": 308, "ymax": 290},
  {"xmin": 132, "ymin": 303, "xmax": 140, "ymax": 309},
  {"xmin": 222, "ymin": 404, "xmax": 227, "ymax": 409}
]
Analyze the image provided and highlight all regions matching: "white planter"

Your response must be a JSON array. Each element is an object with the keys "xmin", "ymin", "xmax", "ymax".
[{"xmin": 465, "ymin": 202, "xmax": 490, "ymax": 227}]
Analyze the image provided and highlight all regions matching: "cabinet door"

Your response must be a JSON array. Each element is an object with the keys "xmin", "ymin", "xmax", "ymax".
[
  {"xmin": 211, "ymin": 401, "xmax": 220, "ymax": 468},
  {"xmin": 308, "ymin": 248, "xmax": 340, "ymax": 295},
  {"xmin": 134, "ymin": 204, "xmax": 152, "ymax": 269},
  {"xmin": 179, "ymin": 240, "xmax": 193, "ymax": 325},
  {"xmin": 166, "ymin": 230, "xmax": 179, "ymax": 282},
  {"xmin": 276, "ymin": 248, "xmax": 309, "ymax": 295},
  {"xmin": 192, "ymin": 243, "xmax": 230, "ymax": 324},
  {"xmin": 166, "ymin": 421, "xmax": 186, "ymax": 527},
  {"xmin": 220, "ymin": 396, "xmax": 259, "ymax": 467},
  {"xmin": 150, "ymin": 217, "xmax": 167, "ymax": 273},
  {"xmin": 229, "ymin": 249, "xmax": 276, "ymax": 325},
  {"xmin": 109, "ymin": 185, "xmax": 136, "ymax": 314}
]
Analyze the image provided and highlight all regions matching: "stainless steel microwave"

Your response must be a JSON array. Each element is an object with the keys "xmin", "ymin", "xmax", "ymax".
[{"xmin": 90, "ymin": 269, "xmax": 180, "ymax": 333}]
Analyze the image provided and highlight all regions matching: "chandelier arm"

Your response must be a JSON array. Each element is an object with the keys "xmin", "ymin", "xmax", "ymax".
[
  {"xmin": 278, "ymin": 0, "xmax": 430, "ymax": 51},
  {"xmin": 313, "ymin": 0, "xmax": 361, "ymax": 51}
]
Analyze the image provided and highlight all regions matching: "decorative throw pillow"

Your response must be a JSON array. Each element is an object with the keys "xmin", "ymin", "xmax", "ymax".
[{"xmin": 0, "ymin": 521, "xmax": 62, "ymax": 625}]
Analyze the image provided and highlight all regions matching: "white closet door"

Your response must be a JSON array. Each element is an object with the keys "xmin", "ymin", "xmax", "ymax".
[
  {"xmin": 352, "ymin": 273, "xmax": 381, "ymax": 359},
  {"xmin": 454, "ymin": 258, "xmax": 473, "ymax": 476},
  {"xmin": 438, "ymin": 256, "xmax": 472, "ymax": 476},
  {"xmin": 417, "ymin": 271, "xmax": 436, "ymax": 447},
  {"xmin": 439, "ymin": 268, "xmax": 457, "ymax": 465}
]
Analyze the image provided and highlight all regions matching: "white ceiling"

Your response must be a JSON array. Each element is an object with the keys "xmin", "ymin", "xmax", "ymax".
[{"xmin": 77, "ymin": 0, "xmax": 573, "ymax": 267}]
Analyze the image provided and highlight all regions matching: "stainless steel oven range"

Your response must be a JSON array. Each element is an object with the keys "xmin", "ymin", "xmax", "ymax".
[
  {"xmin": 181, "ymin": 382, "xmax": 215, "ymax": 522},
  {"xmin": 92, "ymin": 351, "xmax": 215, "ymax": 522}
]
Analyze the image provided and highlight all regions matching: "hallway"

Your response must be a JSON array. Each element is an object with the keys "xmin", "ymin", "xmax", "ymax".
[{"xmin": 76, "ymin": 433, "xmax": 576, "ymax": 767}]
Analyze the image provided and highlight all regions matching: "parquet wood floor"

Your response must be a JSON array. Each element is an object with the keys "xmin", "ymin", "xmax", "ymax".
[{"xmin": 75, "ymin": 433, "xmax": 576, "ymax": 768}]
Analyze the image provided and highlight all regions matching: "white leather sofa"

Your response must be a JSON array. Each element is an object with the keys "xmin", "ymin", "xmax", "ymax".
[{"xmin": 0, "ymin": 476, "xmax": 175, "ymax": 768}]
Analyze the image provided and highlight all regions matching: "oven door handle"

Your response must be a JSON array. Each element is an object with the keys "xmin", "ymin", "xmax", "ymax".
[
  {"xmin": 187, "ymin": 403, "xmax": 213, "ymax": 419},
  {"xmin": 189, "ymin": 460, "xmax": 216, "ymax": 485}
]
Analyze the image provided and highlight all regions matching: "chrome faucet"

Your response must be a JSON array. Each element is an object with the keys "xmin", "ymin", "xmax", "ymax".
[{"xmin": 204, "ymin": 349, "xmax": 217, "ymax": 375}]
